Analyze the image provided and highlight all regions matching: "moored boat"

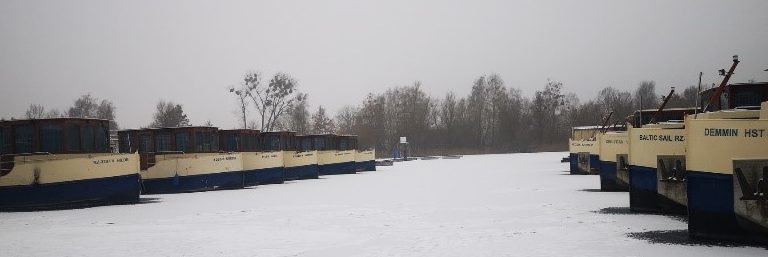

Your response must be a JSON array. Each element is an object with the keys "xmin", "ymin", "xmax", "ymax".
[
  {"xmin": 220, "ymin": 129, "xmax": 284, "ymax": 186},
  {"xmin": 598, "ymin": 131, "xmax": 629, "ymax": 191},
  {"xmin": 302, "ymin": 134, "xmax": 355, "ymax": 176},
  {"xmin": 1, "ymin": 118, "xmax": 141, "ymax": 210},
  {"xmin": 628, "ymin": 120, "xmax": 688, "ymax": 214},
  {"xmin": 264, "ymin": 131, "xmax": 318, "ymax": 180},
  {"xmin": 337, "ymin": 135, "xmax": 359, "ymax": 174},
  {"xmin": 625, "ymin": 88, "xmax": 698, "ymax": 213},
  {"xmin": 685, "ymin": 99, "xmax": 768, "ymax": 243},
  {"xmin": 349, "ymin": 135, "xmax": 376, "ymax": 172},
  {"xmin": 118, "ymin": 127, "xmax": 243, "ymax": 194},
  {"xmin": 568, "ymin": 126, "xmax": 600, "ymax": 175}
]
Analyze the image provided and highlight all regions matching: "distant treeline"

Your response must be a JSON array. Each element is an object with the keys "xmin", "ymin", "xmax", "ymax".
[
  {"xmin": 276, "ymin": 74, "xmax": 701, "ymax": 157},
  {"xmin": 15, "ymin": 73, "xmax": 703, "ymax": 157}
]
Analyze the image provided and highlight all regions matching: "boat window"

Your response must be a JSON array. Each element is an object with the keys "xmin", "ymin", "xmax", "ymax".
[
  {"xmin": 66, "ymin": 125, "xmax": 81, "ymax": 152},
  {"xmin": 720, "ymin": 92, "xmax": 730, "ymax": 109},
  {"xmin": 265, "ymin": 135, "xmax": 280, "ymax": 151},
  {"xmin": 300, "ymin": 138, "xmax": 311, "ymax": 151},
  {"xmin": 0, "ymin": 128, "xmax": 9, "ymax": 154},
  {"xmin": 82, "ymin": 126, "xmax": 95, "ymax": 152},
  {"xmin": 156, "ymin": 133, "xmax": 172, "ymax": 152},
  {"xmin": 734, "ymin": 91, "xmax": 761, "ymax": 107},
  {"xmin": 243, "ymin": 134, "xmax": 253, "ymax": 151},
  {"xmin": 211, "ymin": 133, "xmax": 219, "ymax": 152},
  {"xmin": 40, "ymin": 124, "xmax": 64, "ymax": 153},
  {"xmin": 196, "ymin": 131, "xmax": 213, "ymax": 152},
  {"xmin": 175, "ymin": 132, "xmax": 190, "ymax": 152},
  {"xmin": 118, "ymin": 133, "xmax": 131, "ymax": 153},
  {"xmin": 310, "ymin": 138, "xmax": 322, "ymax": 150},
  {"xmin": 251, "ymin": 134, "xmax": 261, "ymax": 151},
  {"xmin": 222, "ymin": 133, "xmax": 238, "ymax": 151},
  {"xmin": 139, "ymin": 134, "xmax": 153, "ymax": 153},
  {"xmin": 94, "ymin": 126, "xmax": 108, "ymax": 152},
  {"xmin": 283, "ymin": 135, "xmax": 293, "ymax": 150},
  {"xmin": 14, "ymin": 125, "xmax": 34, "ymax": 154}
]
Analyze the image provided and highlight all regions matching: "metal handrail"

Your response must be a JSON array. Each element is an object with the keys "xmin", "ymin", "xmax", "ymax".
[{"xmin": 1, "ymin": 152, "xmax": 54, "ymax": 157}]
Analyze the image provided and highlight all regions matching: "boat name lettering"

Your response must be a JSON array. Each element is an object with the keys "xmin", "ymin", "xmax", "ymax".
[
  {"xmin": 92, "ymin": 157, "xmax": 130, "ymax": 165},
  {"xmin": 743, "ymin": 128, "xmax": 767, "ymax": 138},
  {"xmin": 604, "ymin": 139, "xmax": 624, "ymax": 144},
  {"xmin": 638, "ymin": 134, "xmax": 684, "ymax": 142},
  {"xmin": 214, "ymin": 156, "xmax": 237, "ymax": 162},
  {"xmin": 261, "ymin": 154, "xmax": 277, "ymax": 158},
  {"xmin": 703, "ymin": 128, "xmax": 738, "ymax": 137}
]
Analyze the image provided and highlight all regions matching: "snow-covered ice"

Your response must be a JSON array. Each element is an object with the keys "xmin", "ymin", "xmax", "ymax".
[{"xmin": 1, "ymin": 152, "xmax": 765, "ymax": 257}]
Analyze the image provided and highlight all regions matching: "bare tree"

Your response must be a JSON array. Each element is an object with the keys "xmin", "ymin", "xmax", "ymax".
[
  {"xmin": 335, "ymin": 105, "xmax": 358, "ymax": 134},
  {"xmin": 45, "ymin": 109, "xmax": 63, "ymax": 118},
  {"xmin": 96, "ymin": 100, "xmax": 119, "ymax": 130},
  {"xmin": 68, "ymin": 94, "xmax": 98, "ymax": 118},
  {"xmin": 634, "ymin": 81, "xmax": 659, "ymax": 109},
  {"xmin": 680, "ymin": 85, "xmax": 699, "ymax": 108},
  {"xmin": 150, "ymin": 100, "xmax": 190, "ymax": 127},
  {"xmin": 311, "ymin": 105, "xmax": 335, "ymax": 134},
  {"xmin": 243, "ymin": 72, "xmax": 300, "ymax": 131},
  {"xmin": 596, "ymin": 86, "xmax": 634, "ymax": 123},
  {"xmin": 66, "ymin": 94, "xmax": 119, "ymax": 129},
  {"xmin": 25, "ymin": 104, "xmax": 46, "ymax": 119},
  {"xmin": 277, "ymin": 93, "xmax": 310, "ymax": 133},
  {"xmin": 229, "ymin": 83, "xmax": 250, "ymax": 129}
]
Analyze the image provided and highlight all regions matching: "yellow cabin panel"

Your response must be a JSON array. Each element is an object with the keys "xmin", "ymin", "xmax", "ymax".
[
  {"xmin": 628, "ymin": 127, "xmax": 686, "ymax": 168},
  {"xmin": 0, "ymin": 153, "xmax": 139, "ymax": 186},
  {"xmin": 284, "ymin": 150, "xmax": 318, "ymax": 168},
  {"xmin": 685, "ymin": 119, "xmax": 768, "ymax": 174},
  {"xmin": 241, "ymin": 151, "xmax": 284, "ymax": 170},
  {"xmin": 355, "ymin": 150, "xmax": 375, "ymax": 162},
  {"xmin": 141, "ymin": 153, "xmax": 243, "ymax": 179},
  {"xmin": 599, "ymin": 132, "xmax": 629, "ymax": 162}
]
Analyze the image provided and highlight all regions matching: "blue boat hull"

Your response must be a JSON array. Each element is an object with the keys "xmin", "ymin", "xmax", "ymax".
[
  {"xmin": 628, "ymin": 165, "xmax": 685, "ymax": 214},
  {"xmin": 0, "ymin": 173, "xmax": 141, "ymax": 210},
  {"xmin": 571, "ymin": 154, "xmax": 599, "ymax": 175},
  {"xmin": 590, "ymin": 155, "xmax": 600, "ymax": 174},
  {"xmin": 243, "ymin": 167, "xmax": 285, "ymax": 186},
  {"xmin": 141, "ymin": 170, "xmax": 244, "ymax": 194},
  {"xmin": 356, "ymin": 160, "xmax": 376, "ymax": 172},
  {"xmin": 285, "ymin": 164, "xmax": 319, "ymax": 181},
  {"xmin": 600, "ymin": 161, "xmax": 627, "ymax": 191},
  {"xmin": 319, "ymin": 161, "xmax": 356, "ymax": 176},
  {"xmin": 569, "ymin": 153, "xmax": 578, "ymax": 174},
  {"xmin": 686, "ymin": 170, "xmax": 768, "ymax": 243}
]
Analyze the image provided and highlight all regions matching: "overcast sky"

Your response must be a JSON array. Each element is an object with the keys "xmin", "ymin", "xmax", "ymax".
[{"xmin": 1, "ymin": 0, "xmax": 767, "ymax": 129}]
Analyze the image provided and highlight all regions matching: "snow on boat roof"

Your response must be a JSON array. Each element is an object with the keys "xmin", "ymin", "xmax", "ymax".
[{"xmin": 572, "ymin": 124, "xmax": 624, "ymax": 130}]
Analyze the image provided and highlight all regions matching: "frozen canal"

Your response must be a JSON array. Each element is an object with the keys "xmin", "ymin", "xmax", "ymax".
[{"xmin": 1, "ymin": 152, "xmax": 765, "ymax": 257}]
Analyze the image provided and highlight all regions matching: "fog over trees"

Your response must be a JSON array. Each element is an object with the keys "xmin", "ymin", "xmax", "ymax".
[
  {"xmin": 323, "ymin": 75, "xmax": 700, "ymax": 157},
  {"xmin": 23, "ymin": 94, "xmax": 119, "ymax": 130},
  {"xmin": 13, "ymin": 72, "xmax": 703, "ymax": 157},
  {"xmin": 221, "ymin": 72, "xmax": 702, "ymax": 156},
  {"xmin": 149, "ymin": 100, "xmax": 190, "ymax": 128}
]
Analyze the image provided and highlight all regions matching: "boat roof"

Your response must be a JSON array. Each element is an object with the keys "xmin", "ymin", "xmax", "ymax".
[
  {"xmin": 700, "ymin": 81, "xmax": 768, "ymax": 93},
  {"xmin": 572, "ymin": 124, "xmax": 625, "ymax": 130},
  {"xmin": 118, "ymin": 126, "xmax": 217, "ymax": 132},
  {"xmin": 0, "ymin": 117, "xmax": 109, "ymax": 123},
  {"xmin": 690, "ymin": 109, "xmax": 761, "ymax": 119},
  {"xmin": 634, "ymin": 107, "xmax": 699, "ymax": 112},
  {"xmin": 219, "ymin": 128, "xmax": 261, "ymax": 133}
]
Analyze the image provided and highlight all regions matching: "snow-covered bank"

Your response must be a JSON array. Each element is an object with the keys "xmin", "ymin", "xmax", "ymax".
[{"xmin": 0, "ymin": 152, "xmax": 765, "ymax": 257}]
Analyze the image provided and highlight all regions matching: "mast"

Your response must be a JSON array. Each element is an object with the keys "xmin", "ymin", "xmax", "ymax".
[
  {"xmin": 702, "ymin": 55, "xmax": 740, "ymax": 112},
  {"xmin": 648, "ymin": 87, "xmax": 676, "ymax": 124}
]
